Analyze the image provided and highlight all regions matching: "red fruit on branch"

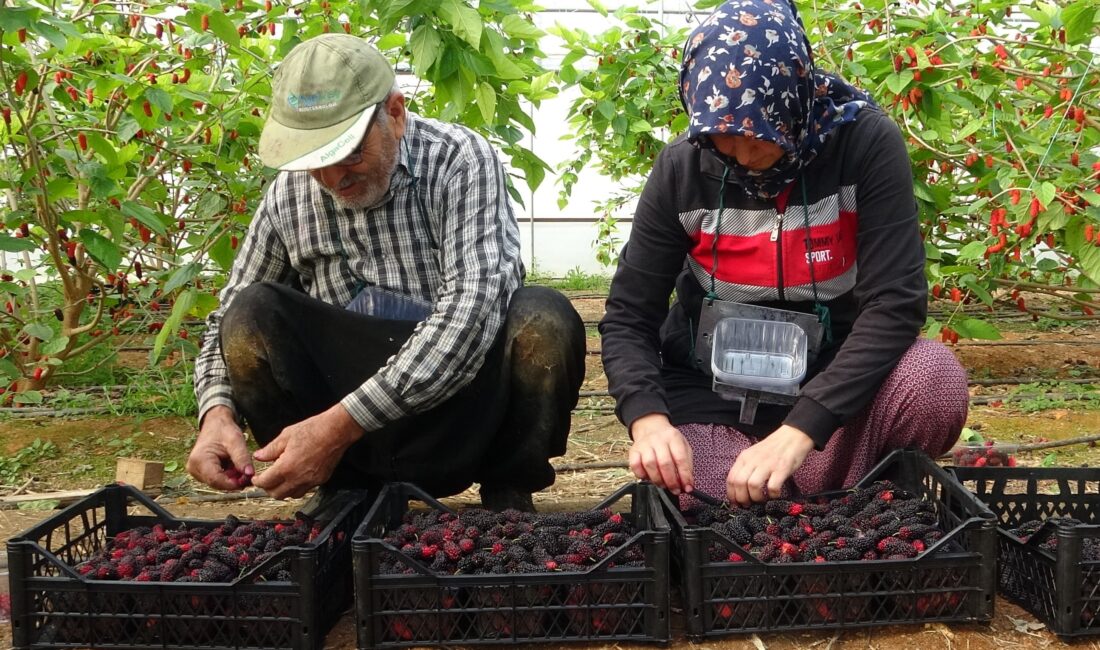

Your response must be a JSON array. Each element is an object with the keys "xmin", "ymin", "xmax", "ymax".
[
  {"xmin": 1071, "ymin": 152, "xmax": 1080, "ymax": 167},
  {"xmin": 142, "ymin": 100, "xmax": 152, "ymax": 117},
  {"xmin": 230, "ymin": 235, "xmax": 239, "ymax": 249},
  {"xmin": 1029, "ymin": 198, "xmax": 1041, "ymax": 219},
  {"xmin": 201, "ymin": 14, "xmax": 210, "ymax": 30},
  {"xmin": 17, "ymin": 28, "xmax": 26, "ymax": 43},
  {"xmin": 33, "ymin": 367, "xmax": 43, "ymax": 381},
  {"xmin": 950, "ymin": 287, "xmax": 962, "ymax": 302},
  {"xmin": 931, "ymin": 284, "xmax": 942, "ymax": 299},
  {"xmin": 134, "ymin": 261, "xmax": 143, "ymax": 279},
  {"xmin": 78, "ymin": 133, "xmax": 88, "ymax": 151},
  {"xmin": 2, "ymin": 107, "xmax": 10, "ymax": 125},
  {"xmin": 14, "ymin": 71, "xmax": 28, "ymax": 96}
]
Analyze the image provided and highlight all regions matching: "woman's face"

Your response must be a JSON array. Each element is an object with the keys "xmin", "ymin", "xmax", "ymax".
[{"xmin": 708, "ymin": 134, "xmax": 785, "ymax": 170}]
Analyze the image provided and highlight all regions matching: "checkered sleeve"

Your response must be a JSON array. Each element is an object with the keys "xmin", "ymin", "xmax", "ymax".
[
  {"xmin": 193, "ymin": 182, "xmax": 299, "ymax": 425},
  {"xmin": 339, "ymin": 137, "xmax": 521, "ymax": 431}
]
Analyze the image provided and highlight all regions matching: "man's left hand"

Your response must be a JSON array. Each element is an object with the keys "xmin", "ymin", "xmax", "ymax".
[
  {"xmin": 251, "ymin": 403, "xmax": 363, "ymax": 499},
  {"xmin": 726, "ymin": 424, "xmax": 815, "ymax": 506}
]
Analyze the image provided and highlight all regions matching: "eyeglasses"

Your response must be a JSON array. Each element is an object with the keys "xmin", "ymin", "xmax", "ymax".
[{"xmin": 332, "ymin": 107, "xmax": 380, "ymax": 167}]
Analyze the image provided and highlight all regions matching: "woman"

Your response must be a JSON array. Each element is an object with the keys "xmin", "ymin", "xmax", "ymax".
[{"xmin": 599, "ymin": 0, "xmax": 967, "ymax": 507}]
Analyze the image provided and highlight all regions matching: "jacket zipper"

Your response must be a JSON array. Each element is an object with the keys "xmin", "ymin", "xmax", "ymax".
[{"xmin": 770, "ymin": 210, "xmax": 785, "ymax": 300}]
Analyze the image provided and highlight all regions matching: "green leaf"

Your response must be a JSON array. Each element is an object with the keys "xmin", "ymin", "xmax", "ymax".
[
  {"xmin": 0, "ymin": 233, "xmax": 36, "ymax": 252},
  {"xmin": 23, "ymin": 323, "xmax": 53, "ymax": 342},
  {"xmin": 151, "ymin": 289, "xmax": 195, "ymax": 364},
  {"xmin": 409, "ymin": 24, "xmax": 442, "ymax": 72},
  {"xmin": 500, "ymin": 14, "xmax": 544, "ymax": 40},
  {"xmin": 954, "ymin": 317, "xmax": 1001, "ymax": 340},
  {"xmin": 206, "ymin": 11, "xmax": 241, "ymax": 48},
  {"xmin": 960, "ymin": 276, "xmax": 994, "ymax": 306},
  {"xmin": 885, "ymin": 70, "xmax": 913, "ymax": 95},
  {"xmin": 1041, "ymin": 452, "xmax": 1057, "ymax": 467},
  {"xmin": 120, "ymin": 201, "xmax": 168, "ymax": 236},
  {"xmin": 208, "ymin": 232, "xmax": 236, "ymax": 271},
  {"xmin": 0, "ymin": 7, "xmax": 38, "ymax": 32},
  {"xmin": 586, "ymin": 0, "xmax": 609, "ymax": 16},
  {"xmin": 375, "ymin": 32, "xmax": 406, "ymax": 51},
  {"xmin": 475, "ymin": 82, "xmax": 496, "ymax": 124},
  {"xmin": 629, "ymin": 120, "xmax": 653, "ymax": 133},
  {"xmin": 1036, "ymin": 182, "xmax": 1057, "ymax": 210},
  {"xmin": 40, "ymin": 336, "xmax": 69, "ymax": 356},
  {"xmin": 1062, "ymin": 3, "xmax": 1097, "ymax": 43},
  {"xmin": 145, "ymin": 86, "xmax": 174, "ymax": 115},
  {"xmin": 164, "ymin": 460, "xmax": 180, "ymax": 472},
  {"xmin": 78, "ymin": 229, "xmax": 122, "ymax": 270},
  {"xmin": 960, "ymin": 427, "xmax": 983, "ymax": 443},
  {"xmin": 85, "ymin": 133, "xmax": 119, "ymax": 167},
  {"xmin": 596, "ymin": 100, "xmax": 615, "ymax": 120},
  {"xmin": 957, "ymin": 241, "xmax": 988, "ymax": 261},
  {"xmin": 162, "ymin": 262, "xmax": 202, "ymax": 294},
  {"xmin": 439, "ymin": 0, "xmax": 483, "ymax": 50}
]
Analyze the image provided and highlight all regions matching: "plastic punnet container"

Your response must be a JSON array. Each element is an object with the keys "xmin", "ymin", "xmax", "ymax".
[
  {"xmin": 711, "ymin": 318, "xmax": 807, "ymax": 395},
  {"xmin": 950, "ymin": 441, "xmax": 1019, "ymax": 468}
]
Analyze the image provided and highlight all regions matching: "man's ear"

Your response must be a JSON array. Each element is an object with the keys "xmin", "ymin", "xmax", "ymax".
[{"xmin": 388, "ymin": 93, "xmax": 407, "ymax": 140}]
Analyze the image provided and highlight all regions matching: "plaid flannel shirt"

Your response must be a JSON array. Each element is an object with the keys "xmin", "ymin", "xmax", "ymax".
[{"xmin": 194, "ymin": 112, "xmax": 523, "ymax": 431}]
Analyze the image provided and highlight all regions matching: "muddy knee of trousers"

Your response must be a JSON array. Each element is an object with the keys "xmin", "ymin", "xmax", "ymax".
[
  {"xmin": 220, "ymin": 282, "xmax": 284, "ymax": 384},
  {"xmin": 505, "ymin": 286, "xmax": 585, "ymax": 385}
]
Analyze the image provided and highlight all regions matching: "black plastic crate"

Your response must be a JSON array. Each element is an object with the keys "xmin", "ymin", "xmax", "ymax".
[
  {"xmin": 6, "ymin": 484, "xmax": 371, "ymax": 650},
  {"xmin": 661, "ymin": 449, "xmax": 997, "ymax": 638},
  {"xmin": 352, "ymin": 481, "xmax": 670, "ymax": 648},
  {"xmin": 950, "ymin": 466, "xmax": 1100, "ymax": 637}
]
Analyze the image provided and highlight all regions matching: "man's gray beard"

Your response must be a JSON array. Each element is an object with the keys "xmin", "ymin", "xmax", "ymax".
[
  {"xmin": 320, "ymin": 119, "xmax": 400, "ymax": 210},
  {"xmin": 323, "ymin": 163, "xmax": 395, "ymax": 209}
]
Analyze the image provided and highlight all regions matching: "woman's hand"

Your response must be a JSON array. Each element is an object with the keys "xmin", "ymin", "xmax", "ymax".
[
  {"xmin": 726, "ymin": 424, "xmax": 814, "ymax": 505},
  {"xmin": 628, "ymin": 413, "xmax": 694, "ymax": 495}
]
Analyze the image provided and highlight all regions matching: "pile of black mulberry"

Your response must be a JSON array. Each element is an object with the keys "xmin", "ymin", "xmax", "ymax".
[
  {"xmin": 74, "ymin": 514, "xmax": 333, "ymax": 582},
  {"xmin": 379, "ymin": 507, "xmax": 643, "ymax": 575},
  {"xmin": 1009, "ymin": 517, "xmax": 1100, "ymax": 560},
  {"xmin": 694, "ymin": 480, "xmax": 948, "ymax": 563}
]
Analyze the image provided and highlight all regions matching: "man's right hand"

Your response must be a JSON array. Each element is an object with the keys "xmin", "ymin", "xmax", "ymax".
[
  {"xmin": 628, "ymin": 413, "xmax": 694, "ymax": 495},
  {"xmin": 187, "ymin": 405, "xmax": 255, "ymax": 491}
]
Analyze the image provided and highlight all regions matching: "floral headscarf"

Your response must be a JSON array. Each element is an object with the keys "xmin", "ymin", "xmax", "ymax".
[{"xmin": 679, "ymin": 0, "xmax": 876, "ymax": 199}]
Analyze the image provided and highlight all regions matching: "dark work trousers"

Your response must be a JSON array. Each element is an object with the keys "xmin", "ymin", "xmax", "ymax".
[{"xmin": 219, "ymin": 282, "xmax": 586, "ymax": 498}]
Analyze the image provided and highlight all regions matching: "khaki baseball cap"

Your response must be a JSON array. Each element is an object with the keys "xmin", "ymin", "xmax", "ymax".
[{"xmin": 258, "ymin": 35, "xmax": 396, "ymax": 171}]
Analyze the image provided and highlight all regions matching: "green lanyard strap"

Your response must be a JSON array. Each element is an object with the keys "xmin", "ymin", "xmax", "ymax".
[{"xmin": 800, "ymin": 177, "xmax": 833, "ymax": 344}]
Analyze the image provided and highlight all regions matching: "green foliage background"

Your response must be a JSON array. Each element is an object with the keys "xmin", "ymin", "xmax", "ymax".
[{"xmin": 0, "ymin": 0, "xmax": 1098, "ymax": 403}]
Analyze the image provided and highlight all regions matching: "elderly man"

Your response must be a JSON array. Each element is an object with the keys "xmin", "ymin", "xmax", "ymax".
[{"xmin": 188, "ymin": 34, "xmax": 585, "ymax": 511}]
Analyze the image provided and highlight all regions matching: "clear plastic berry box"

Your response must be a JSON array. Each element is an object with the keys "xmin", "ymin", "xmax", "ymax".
[
  {"xmin": 351, "ymin": 481, "xmax": 670, "ymax": 648},
  {"xmin": 711, "ymin": 318, "xmax": 807, "ymax": 395},
  {"xmin": 950, "ymin": 441, "xmax": 1019, "ymax": 467},
  {"xmin": 949, "ymin": 466, "xmax": 1100, "ymax": 638},
  {"xmin": 5, "ymin": 483, "xmax": 372, "ymax": 650},
  {"xmin": 658, "ymin": 449, "xmax": 998, "ymax": 639}
]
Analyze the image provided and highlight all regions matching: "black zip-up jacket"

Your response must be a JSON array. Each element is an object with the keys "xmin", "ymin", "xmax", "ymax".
[{"xmin": 599, "ymin": 108, "xmax": 927, "ymax": 449}]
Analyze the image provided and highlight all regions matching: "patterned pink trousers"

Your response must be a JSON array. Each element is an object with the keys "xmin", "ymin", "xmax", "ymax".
[{"xmin": 679, "ymin": 338, "xmax": 968, "ymax": 507}]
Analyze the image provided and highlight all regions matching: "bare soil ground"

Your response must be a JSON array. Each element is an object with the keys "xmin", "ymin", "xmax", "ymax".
[{"xmin": 3, "ymin": 295, "xmax": 1100, "ymax": 649}]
